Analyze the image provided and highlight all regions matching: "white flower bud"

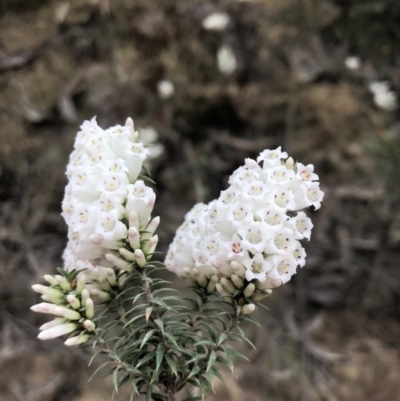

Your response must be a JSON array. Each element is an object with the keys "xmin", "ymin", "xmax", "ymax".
[
  {"xmin": 54, "ymin": 307, "xmax": 81, "ymax": 320},
  {"xmin": 128, "ymin": 227, "xmax": 140, "ymax": 249},
  {"xmin": 129, "ymin": 210, "xmax": 139, "ymax": 230},
  {"xmin": 81, "ymin": 289, "xmax": 90, "ymax": 305},
  {"xmin": 221, "ymin": 278, "xmax": 236, "ymax": 294},
  {"xmin": 207, "ymin": 275, "xmax": 218, "ymax": 293},
  {"xmin": 192, "ymin": 268, "xmax": 207, "ymax": 287},
  {"xmin": 67, "ymin": 294, "xmax": 80, "ymax": 309},
  {"xmin": 65, "ymin": 334, "xmax": 90, "ymax": 346},
  {"xmin": 105, "ymin": 268, "xmax": 117, "ymax": 286},
  {"xmin": 125, "ymin": 117, "xmax": 134, "ymax": 128},
  {"xmin": 89, "ymin": 289, "xmax": 111, "ymax": 302},
  {"xmin": 31, "ymin": 302, "xmax": 60, "ymax": 316},
  {"xmin": 216, "ymin": 283, "xmax": 230, "ymax": 298},
  {"xmin": 98, "ymin": 276, "xmax": 112, "ymax": 291},
  {"xmin": 241, "ymin": 304, "xmax": 256, "ymax": 315},
  {"xmin": 39, "ymin": 318, "xmax": 66, "ymax": 331},
  {"xmin": 142, "ymin": 235, "xmax": 158, "ymax": 255},
  {"xmin": 32, "ymin": 285, "xmax": 64, "ymax": 299},
  {"xmin": 38, "ymin": 322, "xmax": 77, "ymax": 340},
  {"xmin": 43, "ymin": 275, "xmax": 58, "ymax": 286},
  {"xmin": 243, "ymin": 283, "xmax": 255, "ymax": 298},
  {"xmin": 82, "ymin": 319, "xmax": 96, "ymax": 332},
  {"xmin": 105, "ymin": 253, "xmax": 133, "ymax": 272},
  {"xmin": 134, "ymin": 249, "xmax": 146, "ymax": 267},
  {"xmin": 75, "ymin": 274, "xmax": 86, "ymax": 295},
  {"xmin": 231, "ymin": 274, "xmax": 244, "ymax": 289},
  {"xmin": 119, "ymin": 248, "xmax": 136, "ymax": 262},
  {"xmin": 285, "ymin": 157, "xmax": 294, "ymax": 170},
  {"xmin": 85, "ymin": 298, "xmax": 94, "ymax": 319},
  {"xmin": 55, "ymin": 275, "xmax": 72, "ymax": 291},
  {"xmin": 142, "ymin": 216, "xmax": 160, "ymax": 240}
]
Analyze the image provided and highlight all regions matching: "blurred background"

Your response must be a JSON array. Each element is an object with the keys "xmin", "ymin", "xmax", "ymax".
[{"xmin": 1, "ymin": 0, "xmax": 400, "ymax": 400}]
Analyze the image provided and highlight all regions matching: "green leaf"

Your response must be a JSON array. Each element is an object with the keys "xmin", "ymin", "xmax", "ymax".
[
  {"xmin": 206, "ymin": 351, "xmax": 217, "ymax": 373},
  {"xmin": 154, "ymin": 318, "xmax": 164, "ymax": 333},
  {"xmin": 155, "ymin": 343, "xmax": 165, "ymax": 373},
  {"xmin": 140, "ymin": 329, "xmax": 156, "ymax": 350},
  {"xmin": 123, "ymin": 313, "xmax": 146, "ymax": 328},
  {"xmin": 240, "ymin": 314, "xmax": 261, "ymax": 327},
  {"xmin": 88, "ymin": 361, "xmax": 110, "ymax": 382},
  {"xmin": 138, "ymin": 174, "xmax": 156, "ymax": 184},
  {"xmin": 164, "ymin": 332, "xmax": 178, "ymax": 347},
  {"xmin": 186, "ymin": 354, "xmax": 206, "ymax": 365},
  {"xmin": 113, "ymin": 367, "xmax": 120, "ymax": 393},
  {"xmin": 165, "ymin": 354, "xmax": 178, "ymax": 376},
  {"xmin": 187, "ymin": 365, "xmax": 201, "ymax": 380},
  {"xmin": 136, "ymin": 350, "xmax": 156, "ymax": 368},
  {"xmin": 217, "ymin": 333, "xmax": 228, "ymax": 346}
]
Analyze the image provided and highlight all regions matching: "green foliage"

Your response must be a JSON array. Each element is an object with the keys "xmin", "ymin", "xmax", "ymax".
[{"xmin": 85, "ymin": 256, "xmax": 260, "ymax": 401}]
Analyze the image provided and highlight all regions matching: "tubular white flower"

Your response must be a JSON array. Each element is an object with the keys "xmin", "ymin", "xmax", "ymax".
[
  {"xmin": 165, "ymin": 149, "xmax": 323, "ymax": 291},
  {"xmin": 38, "ymin": 323, "xmax": 77, "ymax": 340}
]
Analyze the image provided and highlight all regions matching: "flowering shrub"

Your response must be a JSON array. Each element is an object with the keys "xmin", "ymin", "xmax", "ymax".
[{"xmin": 31, "ymin": 117, "xmax": 323, "ymax": 401}]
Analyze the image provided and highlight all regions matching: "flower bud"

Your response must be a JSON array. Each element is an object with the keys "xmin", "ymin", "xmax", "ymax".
[
  {"xmin": 231, "ymin": 274, "xmax": 244, "ymax": 289},
  {"xmin": 89, "ymin": 289, "xmax": 111, "ymax": 302},
  {"xmin": 32, "ymin": 285, "xmax": 64, "ymax": 299},
  {"xmin": 134, "ymin": 249, "xmax": 146, "ymax": 267},
  {"xmin": 105, "ymin": 269, "xmax": 117, "ymax": 286},
  {"xmin": 125, "ymin": 117, "xmax": 134, "ymax": 128},
  {"xmin": 43, "ymin": 275, "xmax": 58, "ymax": 286},
  {"xmin": 98, "ymin": 276, "xmax": 111, "ymax": 292},
  {"xmin": 243, "ymin": 283, "xmax": 255, "ymax": 298},
  {"xmin": 31, "ymin": 302, "xmax": 59, "ymax": 315},
  {"xmin": 132, "ymin": 131, "xmax": 139, "ymax": 142},
  {"xmin": 65, "ymin": 334, "xmax": 90, "ymax": 346},
  {"xmin": 128, "ymin": 227, "xmax": 140, "ymax": 249},
  {"xmin": 38, "ymin": 323, "xmax": 77, "ymax": 340},
  {"xmin": 67, "ymin": 294, "xmax": 80, "ymax": 309},
  {"xmin": 192, "ymin": 268, "xmax": 207, "ymax": 287},
  {"xmin": 82, "ymin": 319, "xmax": 96, "ymax": 332},
  {"xmin": 129, "ymin": 211, "xmax": 139, "ymax": 230},
  {"xmin": 207, "ymin": 275, "xmax": 218, "ymax": 293},
  {"xmin": 54, "ymin": 307, "xmax": 81, "ymax": 320},
  {"xmin": 40, "ymin": 318, "xmax": 66, "ymax": 331},
  {"xmin": 85, "ymin": 298, "xmax": 94, "ymax": 319},
  {"xmin": 142, "ymin": 216, "xmax": 160, "ymax": 240},
  {"xmin": 119, "ymin": 248, "xmax": 136, "ymax": 262},
  {"xmin": 285, "ymin": 157, "xmax": 294, "ymax": 170},
  {"xmin": 75, "ymin": 275, "xmax": 86, "ymax": 295},
  {"xmin": 230, "ymin": 261, "xmax": 245, "ymax": 276},
  {"xmin": 142, "ymin": 235, "xmax": 158, "ymax": 255},
  {"xmin": 241, "ymin": 304, "xmax": 256, "ymax": 315},
  {"xmin": 81, "ymin": 289, "xmax": 90, "ymax": 305},
  {"xmin": 216, "ymin": 283, "xmax": 230, "ymax": 298},
  {"xmin": 221, "ymin": 278, "xmax": 236, "ymax": 294},
  {"xmin": 55, "ymin": 275, "xmax": 72, "ymax": 291},
  {"xmin": 41, "ymin": 294, "xmax": 65, "ymax": 304},
  {"xmin": 105, "ymin": 253, "xmax": 133, "ymax": 272}
]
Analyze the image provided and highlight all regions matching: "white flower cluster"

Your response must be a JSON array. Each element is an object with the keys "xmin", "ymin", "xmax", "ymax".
[
  {"xmin": 32, "ymin": 117, "xmax": 160, "ymax": 344},
  {"xmin": 61, "ymin": 117, "xmax": 156, "ymax": 269},
  {"xmin": 165, "ymin": 148, "xmax": 324, "ymax": 292}
]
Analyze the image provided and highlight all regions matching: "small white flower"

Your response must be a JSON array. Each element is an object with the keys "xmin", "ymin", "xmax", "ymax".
[
  {"xmin": 202, "ymin": 12, "xmax": 230, "ymax": 31},
  {"xmin": 369, "ymin": 81, "xmax": 397, "ymax": 111},
  {"xmin": 157, "ymin": 80, "xmax": 175, "ymax": 99},
  {"xmin": 217, "ymin": 45, "xmax": 237, "ymax": 75},
  {"xmin": 345, "ymin": 56, "xmax": 361, "ymax": 71}
]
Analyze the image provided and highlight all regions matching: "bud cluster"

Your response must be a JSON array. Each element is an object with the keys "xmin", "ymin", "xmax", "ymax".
[
  {"xmin": 165, "ymin": 147, "xmax": 324, "ymax": 305},
  {"xmin": 31, "ymin": 270, "xmax": 96, "ymax": 346}
]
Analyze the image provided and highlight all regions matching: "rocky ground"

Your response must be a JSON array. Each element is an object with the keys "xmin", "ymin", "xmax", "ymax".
[{"xmin": 1, "ymin": 0, "xmax": 400, "ymax": 400}]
